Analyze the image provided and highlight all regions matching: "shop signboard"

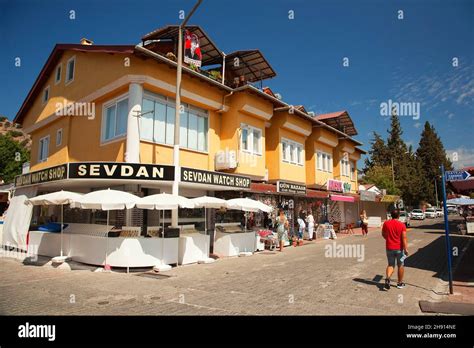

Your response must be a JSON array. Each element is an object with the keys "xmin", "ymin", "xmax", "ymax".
[
  {"xmin": 15, "ymin": 164, "xmax": 68, "ymax": 187},
  {"xmin": 327, "ymin": 179, "xmax": 343, "ymax": 192},
  {"xmin": 184, "ymin": 30, "xmax": 202, "ymax": 67},
  {"xmin": 68, "ymin": 162, "xmax": 175, "ymax": 181},
  {"xmin": 360, "ymin": 190, "xmax": 377, "ymax": 202},
  {"xmin": 381, "ymin": 194, "xmax": 399, "ymax": 203},
  {"xmin": 276, "ymin": 181, "xmax": 306, "ymax": 195},
  {"xmin": 181, "ymin": 167, "xmax": 251, "ymax": 189},
  {"xmin": 343, "ymin": 182, "xmax": 351, "ymax": 193}
]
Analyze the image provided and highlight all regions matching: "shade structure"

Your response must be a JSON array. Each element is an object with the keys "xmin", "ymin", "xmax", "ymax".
[
  {"xmin": 190, "ymin": 196, "xmax": 229, "ymax": 263},
  {"xmin": 227, "ymin": 197, "xmax": 272, "ymax": 213},
  {"xmin": 446, "ymin": 197, "xmax": 474, "ymax": 205},
  {"xmin": 26, "ymin": 190, "xmax": 84, "ymax": 206},
  {"xmin": 74, "ymin": 189, "xmax": 140, "ymax": 270},
  {"xmin": 75, "ymin": 189, "xmax": 139, "ymax": 210},
  {"xmin": 136, "ymin": 193, "xmax": 195, "ymax": 210},
  {"xmin": 190, "ymin": 196, "xmax": 228, "ymax": 209},
  {"xmin": 26, "ymin": 190, "xmax": 84, "ymax": 260}
]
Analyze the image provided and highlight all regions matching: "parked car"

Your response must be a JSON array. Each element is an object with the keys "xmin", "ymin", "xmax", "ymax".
[
  {"xmin": 425, "ymin": 208, "xmax": 437, "ymax": 218},
  {"xmin": 399, "ymin": 211, "xmax": 410, "ymax": 227},
  {"xmin": 410, "ymin": 209, "xmax": 425, "ymax": 220},
  {"xmin": 436, "ymin": 208, "xmax": 444, "ymax": 217},
  {"xmin": 447, "ymin": 205, "xmax": 457, "ymax": 214}
]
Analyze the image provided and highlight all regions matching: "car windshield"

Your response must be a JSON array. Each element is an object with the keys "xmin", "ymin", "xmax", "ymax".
[
  {"xmin": 426, "ymin": 209, "xmax": 435, "ymax": 212},
  {"xmin": 412, "ymin": 210, "xmax": 422, "ymax": 213},
  {"xmin": 400, "ymin": 213, "xmax": 406, "ymax": 217}
]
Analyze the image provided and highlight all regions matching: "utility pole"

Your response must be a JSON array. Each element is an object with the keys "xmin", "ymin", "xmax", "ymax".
[
  {"xmin": 171, "ymin": 0, "xmax": 203, "ymax": 227},
  {"xmin": 440, "ymin": 164, "xmax": 454, "ymax": 294}
]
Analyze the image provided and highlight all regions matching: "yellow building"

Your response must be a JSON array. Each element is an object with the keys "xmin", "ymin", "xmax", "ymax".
[{"xmin": 13, "ymin": 26, "xmax": 366, "ymax": 231}]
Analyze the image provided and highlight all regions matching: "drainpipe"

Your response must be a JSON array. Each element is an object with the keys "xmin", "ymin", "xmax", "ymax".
[
  {"xmin": 221, "ymin": 52, "xmax": 226, "ymax": 85},
  {"xmin": 217, "ymin": 91, "xmax": 233, "ymax": 114}
]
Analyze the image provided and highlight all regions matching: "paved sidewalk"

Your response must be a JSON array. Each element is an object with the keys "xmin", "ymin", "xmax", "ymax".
[{"xmin": 0, "ymin": 218, "xmax": 470, "ymax": 315}]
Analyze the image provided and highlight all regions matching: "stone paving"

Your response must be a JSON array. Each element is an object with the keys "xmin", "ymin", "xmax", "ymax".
[{"xmin": 0, "ymin": 217, "xmax": 470, "ymax": 315}]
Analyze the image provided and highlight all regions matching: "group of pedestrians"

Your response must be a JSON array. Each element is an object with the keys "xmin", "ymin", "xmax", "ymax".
[{"xmin": 274, "ymin": 209, "xmax": 315, "ymax": 252}]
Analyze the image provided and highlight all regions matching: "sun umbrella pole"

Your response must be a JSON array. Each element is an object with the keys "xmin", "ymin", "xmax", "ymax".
[
  {"xmin": 105, "ymin": 210, "xmax": 109, "ymax": 268},
  {"xmin": 204, "ymin": 207, "xmax": 207, "ymax": 259},
  {"xmin": 162, "ymin": 209, "xmax": 165, "ymax": 265},
  {"xmin": 60, "ymin": 204, "xmax": 64, "ymax": 257}
]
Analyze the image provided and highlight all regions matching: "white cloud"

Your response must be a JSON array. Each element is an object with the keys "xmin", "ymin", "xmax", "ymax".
[
  {"xmin": 446, "ymin": 147, "xmax": 474, "ymax": 169},
  {"xmin": 414, "ymin": 122, "xmax": 422, "ymax": 128}
]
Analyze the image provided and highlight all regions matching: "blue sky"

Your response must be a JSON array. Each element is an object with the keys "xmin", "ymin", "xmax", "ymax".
[{"xmin": 1, "ymin": 0, "xmax": 473, "ymax": 167}]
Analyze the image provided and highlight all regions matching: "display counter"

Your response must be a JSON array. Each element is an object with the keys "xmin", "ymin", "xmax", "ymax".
[
  {"xmin": 214, "ymin": 223, "xmax": 256, "ymax": 257},
  {"xmin": 28, "ymin": 230, "xmax": 178, "ymax": 267},
  {"xmin": 178, "ymin": 231, "xmax": 210, "ymax": 265}
]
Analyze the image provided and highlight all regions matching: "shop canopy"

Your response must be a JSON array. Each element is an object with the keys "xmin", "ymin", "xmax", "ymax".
[{"xmin": 330, "ymin": 195, "xmax": 355, "ymax": 203}]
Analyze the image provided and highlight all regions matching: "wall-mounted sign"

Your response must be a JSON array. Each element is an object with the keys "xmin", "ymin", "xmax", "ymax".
[
  {"xmin": 360, "ymin": 190, "xmax": 377, "ymax": 202},
  {"xmin": 381, "ymin": 195, "xmax": 399, "ymax": 203},
  {"xmin": 15, "ymin": 164, "xmax": 67, "ymax": 187},
  {"xmin": 277, "ymin": 181, "xmax": 306, "ymax": 195},
  {"xmin": 184, "ymin": 30, "xmax": 202, "ymax": 67},
  {"xmin": 327, "ymin": 179, "xmax": 343, "ymax": 192},
  {"xmin": 327, "ymin": 179, "xmax": 351, "ymax": 193},
  {"xmin": 181, "ymin": 167, "xmax": 251, "ymax": 189},
  {"xmin": 68, "ymin": 162, "xmax": 175, "ymax": 181}
]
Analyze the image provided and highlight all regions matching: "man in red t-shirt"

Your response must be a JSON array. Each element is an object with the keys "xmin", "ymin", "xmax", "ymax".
[{"xmin": 381, "ymin": 209, "xmax": 409, "ymax": 290}]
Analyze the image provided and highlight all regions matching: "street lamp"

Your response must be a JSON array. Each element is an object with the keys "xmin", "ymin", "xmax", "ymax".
[{"xmin": 171, "ymin": 0, "xmax": 203, "ymax": 226}]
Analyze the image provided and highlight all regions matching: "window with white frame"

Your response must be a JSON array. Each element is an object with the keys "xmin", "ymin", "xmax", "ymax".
[
  {"xmin": 350, "ymin": 161, "xmax": 355, "ymax": 180},
  {"xmin": 141, "ymin": 92, "xmax": 209, "ymax": 152},
  {"xmin": 340, "ymin": 157, "xmax": 350, "ymax": 177},
  {"xmin": 38, "ymin": 136, "xmax": 50, "ymax": 162},
  {"xmin": 102, "ymin": 96, "xmax": 128, "ymax": 142},
  {"xmin": 56, "ymin": 128, "xmax": 63, "ymax": 146},
  {"xmin": 316, "ymin": 151, "xmax": 333, "ymax": 173},
  {"xmin": 55, "ymin": 64, "xmax": 62, "ymax": 84},
  {"xmin": 282, "ymin": 138, "xmax": 303, "ymax": 165},
  {"xmin": 42, "ymin": 86, "xmax": 50, "ymax": 104},
  {"xmin": 66, "ymin": 56, "xmax": 75, "ymax": 84},
  {"xmin": 240, "ymin": 124, "xmax": 262, "ymax": 155}
]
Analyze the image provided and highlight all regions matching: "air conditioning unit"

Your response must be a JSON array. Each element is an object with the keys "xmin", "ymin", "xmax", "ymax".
[{"xmin": 215, "ymin": 150, "xmax": 237, "ymax": 170}]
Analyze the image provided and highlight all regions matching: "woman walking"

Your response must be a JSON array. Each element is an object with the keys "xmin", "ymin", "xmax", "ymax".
[
  {"xmin": 276, "ymin": 209, "xmax": 289, "ymax": 252},
  {"xmin": 360, "ymin": 210, "xmax": 369, "ymax": 236}
]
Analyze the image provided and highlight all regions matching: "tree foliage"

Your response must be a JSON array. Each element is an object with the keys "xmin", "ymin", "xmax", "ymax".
[{"xmin": 0, "ymin": 134, "xmax": 29, "ymax": 183}]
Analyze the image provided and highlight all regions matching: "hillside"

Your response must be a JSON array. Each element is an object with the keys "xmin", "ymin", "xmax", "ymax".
[{"xmin": 0, "ymin": 116, "xmax": 31, "ymax": 150}]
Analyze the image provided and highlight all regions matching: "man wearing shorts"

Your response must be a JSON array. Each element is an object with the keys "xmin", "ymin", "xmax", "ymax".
[{"xmin": 382, "ymin": 209, "xmax": 409, "ymax": 290}]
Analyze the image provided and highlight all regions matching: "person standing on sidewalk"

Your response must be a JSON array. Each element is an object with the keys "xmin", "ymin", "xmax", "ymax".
[
  {"xmin": 306, "ymin": 210, "xmax": 315, "ymax": 240},
  {"xmin": 360, "ymin": 210, "xmax": 369, "ymax": 236},
  {"xmin": 381, "ymin": 209, "xmax": 409, "ymax": 290},
  {"xmin": 296, "ymin": 213, "xmax": 306, "ymax": 246},
  {"xmin": 276, "ymin": 209, "xmax": 289, "ymax": 252}
]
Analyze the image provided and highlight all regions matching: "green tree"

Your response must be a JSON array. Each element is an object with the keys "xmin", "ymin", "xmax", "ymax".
[
  {"xmin": 416, "ymin": 122, "xmax": 453, "ymax": 204},
  {"xmin": 362, "ymin": 165, "xmax": 400, "ymax": 195},
  {"xmin": 0, "ymin": 134, "xmax": 29, "ymax": 183},
  {"xmin": 364, "ymin": 132, "xmax": 389, "ymax": 172}
]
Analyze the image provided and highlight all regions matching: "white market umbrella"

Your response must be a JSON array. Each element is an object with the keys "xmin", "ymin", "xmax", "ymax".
[
  {"xmin": 446, "ymin": 197, "xmax": 474, "ymax": 205},
  {"xmin": 26, "ymin": 190, "xmax": 84, "ymax": 259},
  {"xmin": 190, "ymin": 196, "xmax": 229, "ymax": 262},
  {"xmin": 74, "ymin": 189, "xmax": 139, "ymax": 270},
  {"xmin": 227, "ymin": 197, "xmax": 273, "ymax": 231},
  {"xmin": 137, "ymin": 193, "xmax": 194, "ymax": 270}
]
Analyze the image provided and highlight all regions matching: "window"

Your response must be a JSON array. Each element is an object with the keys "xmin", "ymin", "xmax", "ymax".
[
  {"xmin": 42, "ymin": 86, "xmax": 50, "ymax": 104},
  {"xmin": 55, "ymin": 64, "xmax": 62, "ymax": 84},
  {"xmin": 350, "ymin": 161, "xmax": 355, "ymax": 180},
  {"xmin": 340, "ymin": 157, "xmax": 350, "ymax": 177},
  {"xmin": 316, "ymin": 151, "xmax": 333, "ymax": 173},
  {"xmin": 140, "ymin": 92, "xmax": 208, "ymax": 152},
  {"xmin": 56, "ymin": 128, "xmax": 63, "ymax": 146},
  {"xmin": 66, "ymin": 56, "xmax": 75, "ymax": 84},
  {"xmin": 102, "ymin": 96, "xmax": 128, "ymax": 142},
  {"xmin": 282, "ymin": 138, "xmax": 303, "ymax": 165},
  {"xmin": 240, "ymin": 124, "xmax": 262, "ymax": 155},
  {"xmin": 38, "ymin": 136, "xmax": 50, "ymax": 162}
]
